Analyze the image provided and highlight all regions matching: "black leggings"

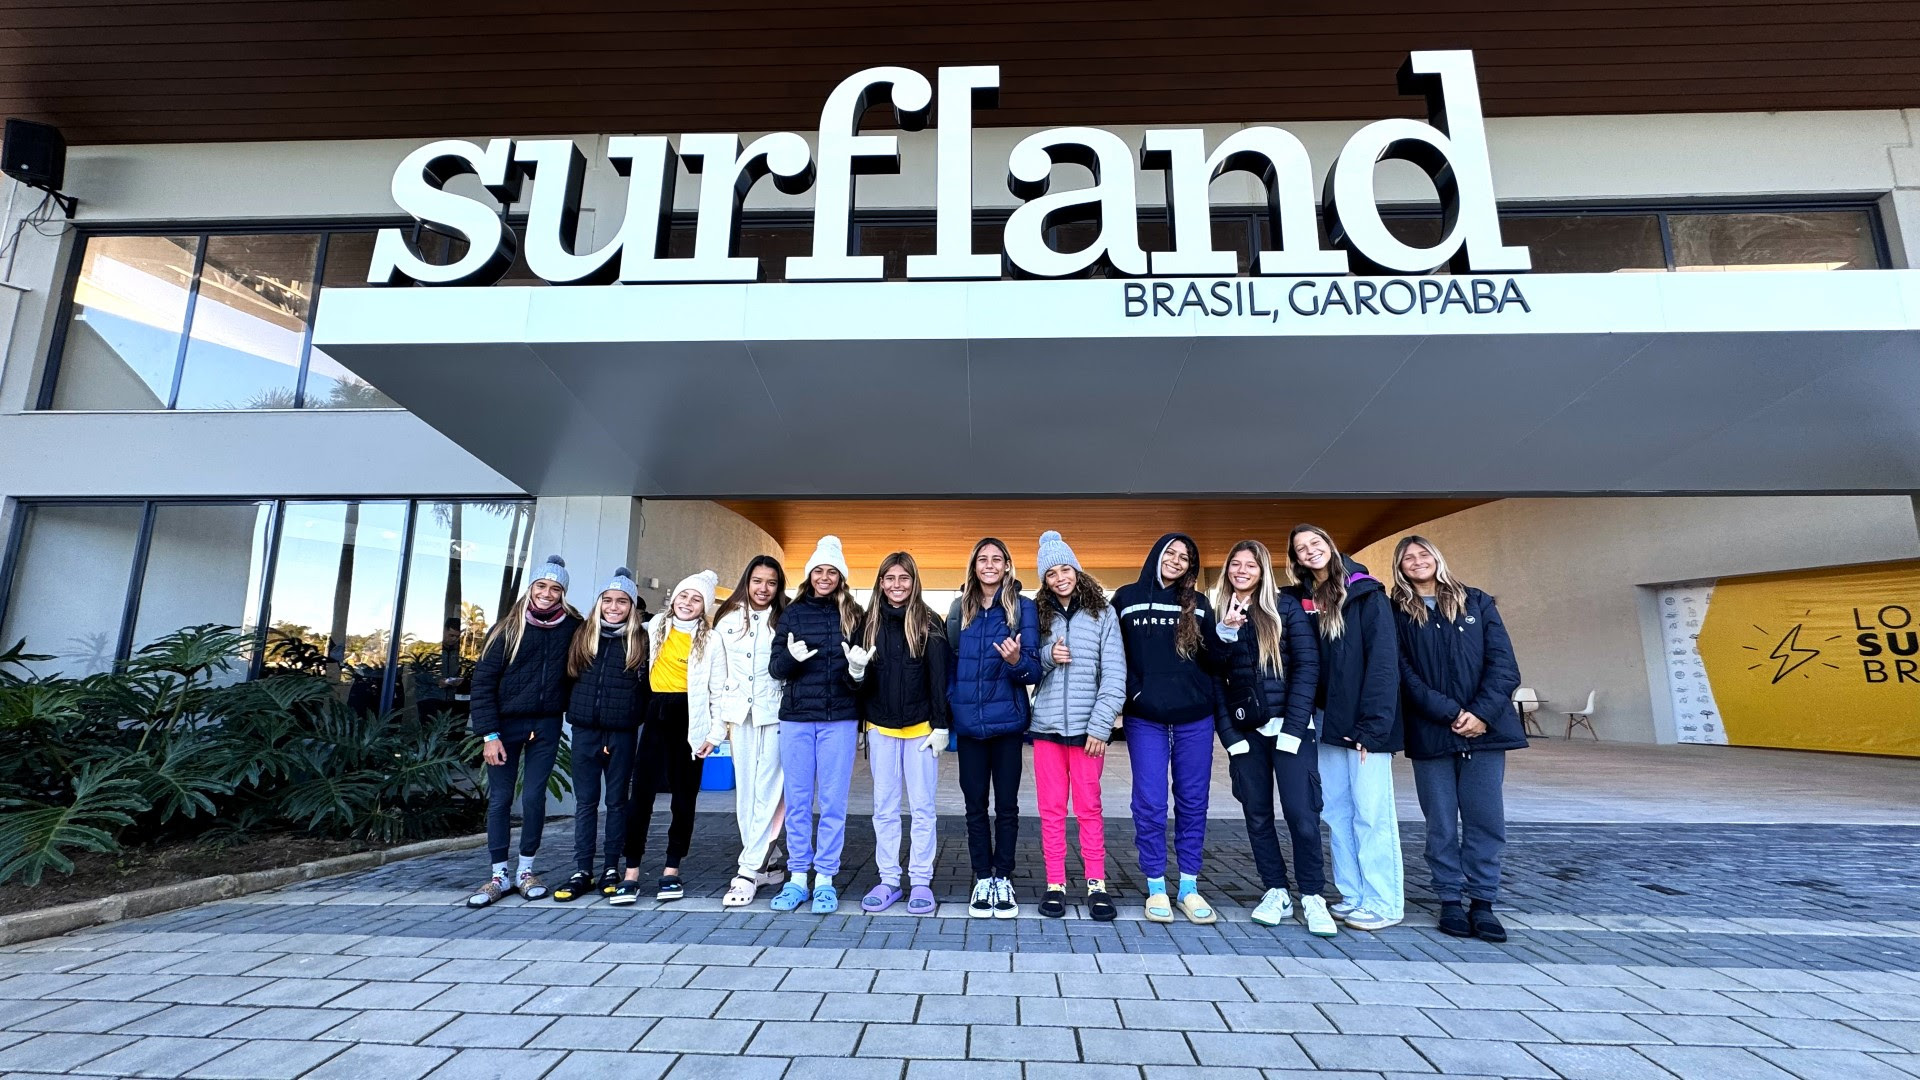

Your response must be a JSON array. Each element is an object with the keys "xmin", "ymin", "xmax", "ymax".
[
  {"xmin": 958, "ymin": 731, "xmax": 1023, "ymax": 878},
  {"xmin": 626, "ymin": 692, "xmax": 703, "ymax": 870}
]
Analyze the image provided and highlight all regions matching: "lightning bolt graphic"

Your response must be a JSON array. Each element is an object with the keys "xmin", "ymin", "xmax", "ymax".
[{"xmin": 1767, "ymin": 623, "xmax": 1820, "ymax": 684}]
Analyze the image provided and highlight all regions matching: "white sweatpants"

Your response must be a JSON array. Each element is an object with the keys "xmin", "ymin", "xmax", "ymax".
[{"xmin": 731, "ymin": 720, "xmax": 787, "ymax": 878}]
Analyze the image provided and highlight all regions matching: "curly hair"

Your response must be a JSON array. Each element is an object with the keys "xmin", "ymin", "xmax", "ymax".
[{"xmin": 1036, "ymin": 565, "xmax": 1109, "ymax": 637}]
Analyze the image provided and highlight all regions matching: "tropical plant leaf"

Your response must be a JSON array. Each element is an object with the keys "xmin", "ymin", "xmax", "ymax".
[
  {"xmin": 118, "ymin": 736, "xmax": 232, "ymax": 825},
  {"xmin": 0, "ymin": 763, "xmax": 145, "ymax": 886},
  {"xmin": 0, "ymin": 638, "xmax": 56, "ymax": 681}
]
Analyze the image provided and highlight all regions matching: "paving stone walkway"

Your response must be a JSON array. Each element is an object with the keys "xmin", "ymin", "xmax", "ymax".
[{"xmin": 3, "ymin": 811, "xmax": 1919, "ymax": 1079}]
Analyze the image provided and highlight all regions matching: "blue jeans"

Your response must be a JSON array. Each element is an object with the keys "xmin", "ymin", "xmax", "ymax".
[
  {"xmin": 1412, "ymin": 750, "xmax": 1508, "ymax": 904},
  {"xmin": 780, "ymin": 720, "xmax": 858, "ymax": 879},
  {"xmin": 569, "ymin": 725, "xmax": 636, "ymax": 874},
  {"xmin": 1319, "ymin": 741, "xmax": 1404, "ymax": 920}
]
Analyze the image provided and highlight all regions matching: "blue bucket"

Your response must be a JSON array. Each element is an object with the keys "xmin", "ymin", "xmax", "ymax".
[{"xmin": 700, "ymin": 744, "xmax": 736, "ymax": 791}]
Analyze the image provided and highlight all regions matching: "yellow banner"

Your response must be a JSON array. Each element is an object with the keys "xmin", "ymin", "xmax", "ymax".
[{"xmin": 1697, "ymin": 559, "xmax": 1920, "ymax": 756}]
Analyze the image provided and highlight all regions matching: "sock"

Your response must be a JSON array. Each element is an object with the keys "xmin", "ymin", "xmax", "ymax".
[
  {"xmin": 1047, "ymin": 882, "xmax": 1066, "ymax": 892},
  {"xmin": 517, "ymin": 855, "xmax": 534, "ymax": 878},
  {"xmin": 816, "ymin": 876, "xmax": 833, "ymax": 891},
  {"xmin": 1178, "ymin": 873, "xmax": 1198, "ymax": 900},
  {"xmin": 1145, "ymin": 876, "xmax": 1167, "ymax": 897},
  {"xmin": 1087, "ymin": 878, "xmax": 1106, "ymax": 893},
  {"xmin": 491, "ymin": 861, "xmax": 509, "ymax": 882}
]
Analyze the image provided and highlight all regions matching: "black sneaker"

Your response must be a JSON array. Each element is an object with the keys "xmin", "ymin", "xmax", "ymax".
[
  {"xmin": 607, "ymin": 878, "xmax": 641, "ymax": 906},
  {"xmin": 1468, "ymin": 899, "xmax": 1507, "ymax": 943},
  {"xmin": 656, "ymin": 875, "xmax": 685, "ymax": 902},
  {"xmin": 598, "ymin": 867, "xmax": 621, "ymax": 896},
  {"xmin": 551, "ymin": 871, "xmax": 593, "ymax": 903},
  {"xmin": 1038, "ymin": 888, "xmax": 1067, "ymax": 919},
  {"xmin": 969, "ymin": 878, "xmax": 993, "ymax": 919}
]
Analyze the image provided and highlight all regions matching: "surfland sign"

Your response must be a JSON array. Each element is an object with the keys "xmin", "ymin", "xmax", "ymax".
[{"xmin": 369, "ymin": 51, "xmax": 1532, "ymax": 290}]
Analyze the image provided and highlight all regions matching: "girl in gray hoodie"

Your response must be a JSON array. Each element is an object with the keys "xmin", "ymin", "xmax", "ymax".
[{"xmin": 1031, "ymin": 531, "xmax": 1128, "ymax": 921}]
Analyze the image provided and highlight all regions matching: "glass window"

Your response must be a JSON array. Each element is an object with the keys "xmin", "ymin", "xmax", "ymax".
[
  {"xmin": 739, "ymin": 224, "xmax": 813, "ymax": 282},
  {"xmin": 305, "ymin": 232, "xmax": 399, "ymax": 409},
  {"xmin": 1137, "ymin": 218, "xmax": 1257, "ymax": 274},
  {"xmin": 129, "ymin": 503, "xmax": 272, "ymax": 681},
  {"xmin": 49, "ymin": 235, "xmax": 199, "ymax": 410},
  {"xmin": 1671, "ymin": 210, "xmax": 1878, "ymax": 271},
  {"xmin": 1499, "ymin": 214, "xmax": 1666, "ymax": 273},
  {"xmin": 0, "ymin": 504, "xmax": 143, "ymax": 677},
  {"xmin": 173, "ymin": 233, "xmax": 321, "ymax": 410},
  {"xmin": 395, "ymin": 501, "xmax": 536, "ymax": 722},
  {"xmin": 262, "ymin": 501, "xmax": 407, "ymax": 712}
]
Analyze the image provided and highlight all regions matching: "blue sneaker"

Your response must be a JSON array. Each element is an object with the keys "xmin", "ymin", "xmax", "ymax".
[
  {"xmin": 811, "ymin": 882, "xmax": 840, "ymax": 914},
  {"xmin": 770, "ymin": 880, "xmax": 810, "ymax": 912}
]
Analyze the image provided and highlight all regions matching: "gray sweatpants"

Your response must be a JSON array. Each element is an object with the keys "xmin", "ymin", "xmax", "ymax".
[{"xmin": 1411, "ymin": 750, "xmax": 1508, "ymax": 904}]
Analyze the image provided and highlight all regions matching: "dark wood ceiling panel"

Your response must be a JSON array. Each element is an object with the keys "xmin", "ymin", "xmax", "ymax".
[{"xmin": 0, "ymin": 0, "xmax": 1911, "ymax": 144}]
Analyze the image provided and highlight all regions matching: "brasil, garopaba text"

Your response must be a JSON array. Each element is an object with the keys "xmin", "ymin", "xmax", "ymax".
[{"xmin": 1122, "ymin": 277, "xmax": 1532, "ymax": 321}]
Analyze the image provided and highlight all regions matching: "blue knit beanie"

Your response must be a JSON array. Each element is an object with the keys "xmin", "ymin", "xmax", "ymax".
[
  {"xmin": 531, "ymin": 554, "xmax": 569, "ymax": 592},
  {"xmin": 1036, "ymin": 531, "xmax": 1081, "ymax": 574},
  {"xmin": 600, "ymin": 566, "xmax": 639, "ymax": 604}
]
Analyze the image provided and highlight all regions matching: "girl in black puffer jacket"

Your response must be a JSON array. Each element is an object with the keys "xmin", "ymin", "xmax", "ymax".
[
  {"xmin": 551, "ymin": 567, "xmax": 650, "ymax": 904},
  {"xmin": 1390, "ymin": 535, "xmax": 1524, "ymax": 944},
  {"xmin": 467, "ymin": 555, "xmax": 582, "ymax": 909},
  {"xmin": 1210, "ymin": 540, "xmax": 1333, "ymax": 937}
]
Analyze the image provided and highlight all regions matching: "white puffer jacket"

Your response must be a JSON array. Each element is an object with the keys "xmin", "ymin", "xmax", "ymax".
[
  {"xmin": 710, "ymin": 604, "xmax": 784, "ymax": 741},
  {"xmin": 645, "ymin": 612, "xmax": 729, "ymax": 754}
]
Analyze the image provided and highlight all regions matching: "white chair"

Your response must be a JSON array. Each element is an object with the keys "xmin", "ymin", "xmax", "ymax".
[
  {"xmin": 1511, "ymin": 687, "xmax": 1545, "ymax": 738},
  {"xmin": 1565, "ymin": 691, "xmax": 1598, "ymax": 740}
]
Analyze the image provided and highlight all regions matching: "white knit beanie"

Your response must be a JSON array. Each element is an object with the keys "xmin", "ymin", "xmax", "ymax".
[
  {"xmin": 671, "ymin": 569, "xmax": 719, "ymax": 613},
  {"xmin": 802, "ymin": 535, "xmax": 851, "ymax": 583}
]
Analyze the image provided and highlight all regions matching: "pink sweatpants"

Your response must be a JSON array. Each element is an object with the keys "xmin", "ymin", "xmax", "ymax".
[{"xmin": 1032, "ymin": 739, "xmax": 1107, "ymax": 885}]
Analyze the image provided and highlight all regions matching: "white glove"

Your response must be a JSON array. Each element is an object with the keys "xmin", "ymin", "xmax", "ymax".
[
  {"xmin": 1227, "ymin": 740, "xmax": 1251, "ymax": 757},
  {"xmin": 924, "ymin": 729, "xmax": 947, "ymax": 753},
  {"xmin": 786, "ymin": 633, "xmax": 818, "ymax": 662},
  {"xmin": 843, "ymin": 642, "xmax": 873, "ymax": 680}
]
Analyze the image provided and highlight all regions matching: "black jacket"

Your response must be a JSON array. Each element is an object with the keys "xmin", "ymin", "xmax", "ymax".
[
  {"xmin": 1112, "ymin": 532, "xmax": 1229, "ymax": 725},
  {"xmin": 566, "ymin": 631, "xmax": 649, "ymax": 734},
  {"xmin": 858, "ymin": 603, "xmax": 951, "ymax": 732},
  {"xmin": 767, "ymin": 591, "xmax": 861, "ymax": 724},
  {"xmin": 1395, "ymin": 587, "xmax": 1526, "ymax": 759},
  {"xmin": 470, "ymin": 614, "xmax": 581, "ymax": 740},
  {"xmin": 1282, "ymin": 560, "xmax": 1402, "ymax": 753},
  {"xmin": 1212, "ymin": 589, "xmax": 1321, "ymax": 749}
]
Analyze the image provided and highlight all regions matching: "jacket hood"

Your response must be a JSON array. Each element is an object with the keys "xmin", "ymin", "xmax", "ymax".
[
  {"xmin": 1136, "ymin": 532, "xmax": 1200, "ymax": 593},
  {"xmin": 1344, "ymin": 559, "xmax": 1384, "ymax": 601}
]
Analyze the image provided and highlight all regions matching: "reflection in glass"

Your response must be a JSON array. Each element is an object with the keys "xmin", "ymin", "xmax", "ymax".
[
  {"xmin": 396, "ymin": 501, "xmax": 536, "ymax": 723},
  {"xmin": 131, "ymin": 503, "xmax": 272, "ymax": 683},
  {"xmin": 1501, "ymin": 215, "xmax": 1666, "ymax": 273},
  {"xmin": 263, "ymin": 501, "xmax": 406, "ymax": 712},
  {"xmin": 1671, "ymin": 211, "xmax": 1877, "ymax": 271},
  {"xmin": 0, "ymin": 504, "xmax": 143, "ymax": 677},
  {"xmin": 173, "ymin": 233, "xmax": 320, "ymax": 410},
  {"xmin": 306, "ymin": 231, "xmax": 399, "ymax": 409},
  {"xmin": 50, "ymin": 235, "xmax": 199, "ymax": 410}
]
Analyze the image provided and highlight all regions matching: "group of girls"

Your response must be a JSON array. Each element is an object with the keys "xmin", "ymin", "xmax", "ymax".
[{"xmin": 463, "ymin": 523, "xmax": 1524, "ymax": 943}]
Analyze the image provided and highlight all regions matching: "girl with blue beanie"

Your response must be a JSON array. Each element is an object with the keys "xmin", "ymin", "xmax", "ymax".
[
  {"xmin": 947, "ymin": 537, "xmax": 1041, "ymax": 919},
  {"xmin": 467, "ymin": 555, "xmax": 581, "ymax": 908},
  {"xmin": 767, "ymin": 536, "xmax": 866, "ymax": 914},
  {"xmin": 552, "ymin": 566, "xmax": 649, "ymax": 903}
]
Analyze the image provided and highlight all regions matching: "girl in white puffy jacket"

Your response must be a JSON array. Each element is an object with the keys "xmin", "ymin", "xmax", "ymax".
[{"xmin": 703, "ymin": 556, "xmax": 791, "ymax": 907}]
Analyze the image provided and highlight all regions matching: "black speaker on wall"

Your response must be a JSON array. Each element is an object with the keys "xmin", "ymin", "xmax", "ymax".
[{"xmin": 3, "ymin": 118, "xmax": 65, "ymax": 191}]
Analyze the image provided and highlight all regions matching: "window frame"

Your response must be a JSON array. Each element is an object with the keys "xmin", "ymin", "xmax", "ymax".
[{"xmin": 0, "ymin": 494, "xmax": 535, "ymax": 714}]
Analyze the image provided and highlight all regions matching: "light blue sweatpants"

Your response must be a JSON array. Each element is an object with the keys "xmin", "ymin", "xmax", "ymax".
[
  {"xmin": 779, "ymin": 720, "xmax": 858, "ymax": 879},
  {"xmin": 1319, "ymin": 741, "xmax": 1405, "ymax": 920}
]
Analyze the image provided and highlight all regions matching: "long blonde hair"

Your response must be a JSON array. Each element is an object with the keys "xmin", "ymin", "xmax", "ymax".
[
  {"xmin": 795, "ymin": 567, "xmax": 864, "ymax": 640},
  {"xmin": 482, "ymin": 590, "xmax": 583, "ymax": 665},
  {"xmin": 649, "ymin": 596, "xmax": 713, "ymax": 665},
  {"xmin": 568, "ymin": 590, "xmax": 646, "ymax": 676},
  {"xmin": 1286, "ymin": 523, "xmax": 1350, "ymax": 640},
  {"xmin": 863, "ymin": 551, "xmax": 940, "ymax": 658},
  {"xmin": 1390, "ymin": 534, "xmax": 1468, "ymax": 625},
  {"xmin": 961, "ymin": 537, "xmax": 1023, "ymax": 632},
  {"xmin": 1212, "ymin": 540, "xmax": 1285, "ymax": 677}
]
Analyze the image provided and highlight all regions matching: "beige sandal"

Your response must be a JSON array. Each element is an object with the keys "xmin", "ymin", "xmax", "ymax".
[
  {"xmin": 1144, "ymin": 892, "xmax": 1174, "ymax": 922},
  {"xmin": 467, "ymin": 876, "xmax": 513, "ymax": 908},
  {"xmin": 1179, "ymin": 891, "xmax": 1218, "ymax": 925},
  {"xmin": 723, "ymin": 875, "xmax": 757, "ymax": 908}
]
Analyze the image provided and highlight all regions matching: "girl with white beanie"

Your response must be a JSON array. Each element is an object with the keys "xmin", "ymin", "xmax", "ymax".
[
  {"xmin": 552, "ymin": 566, "xmax": 650, "ymax": 903},
  {"xmin": 765, "ymin": 535, "xmax": 866, "ymax": 914},
  {"xmin": 705, "ymin": 556, "xmax": 791, "ymax": 907},
  {"xmin": 610, "ymin": 569, "xmax": 725, "ymax": 905}
]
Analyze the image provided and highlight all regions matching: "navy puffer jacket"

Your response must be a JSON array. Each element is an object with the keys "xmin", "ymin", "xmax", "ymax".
[
  {"xmin": 567, "ymin": 631, "xmax": 648, "ymax": 733},
  {"xmin": 767, "ymin": 591, "xmax": 861, "ymax": 724},
  {"xmin": 1212, "ymin": 589, "xmax": 1321, "ymax": 749},
  {"xmin": 1283, "ymin": 561, "xmax": 1402, "ymax": 754},
  {"xmin": 945, "ymin": 586, "xmax": 1041, "ymax": 739},
  {"xmin": 1395, "ymin": 587, "xmax": 1526, "ymax": 759},
  {"xmin": 470, "ymin": 614, "xmax": 581, "ymax": 741}
]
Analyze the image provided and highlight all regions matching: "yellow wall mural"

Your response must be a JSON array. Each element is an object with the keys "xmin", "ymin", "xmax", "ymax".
[{"xmin": 1695, "ymin": 559, "xmax": 1920, "ymax": 757}]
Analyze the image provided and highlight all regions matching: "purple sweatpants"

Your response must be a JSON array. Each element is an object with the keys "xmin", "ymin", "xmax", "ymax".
[
  {"xmin": 779, "ymin": 719, "xmax": 858, "ymax": 879},
  {"xmin": 1126, "ymin": 716, "xmax": 1215, "ymax": 878}
]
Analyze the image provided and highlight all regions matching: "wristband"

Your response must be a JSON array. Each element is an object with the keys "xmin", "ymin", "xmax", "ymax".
[{"xmin": 483, "ymin": 733, "xmax": 501, "ymax": 742}]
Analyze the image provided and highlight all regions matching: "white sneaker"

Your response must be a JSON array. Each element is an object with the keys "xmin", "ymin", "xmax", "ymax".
[
  {"xmin": 1299, "ymin": 894, "xmax": 1339, "ymax": 937},
  {"xmin": 1329, "ymin": 898, "xmax": 1357, "ymax": 919},
  {"xmin": 1344, "ymin": 908, "xmax": 1402, "ymax": 932},
  {"xmin": 969, "ymin": 878, "xmax": 994, "ymax": 919},
  {"xmin": 991, "ymin": 877, "xmax": 1019, "ymax": 919},
  {"xmin": 1251, "ymin": 888, "xmax": 1294, "ymax": 927}
]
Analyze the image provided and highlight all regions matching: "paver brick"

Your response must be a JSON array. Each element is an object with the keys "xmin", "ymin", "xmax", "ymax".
[
  {"xmin": 1527, "ymin": 1010, "xmax": 1668, "ymax": 1045},
  {"xmin": 1295, "ymin": 1033, "xmax": 1434, "ymax": 1073},
  {"xmin": 816, "ymin": 990, "xmax": 918, "ymax": 1023},
  {"xmin": 789, "ymin": 1056, "xmax": 913, "ymax": 1080},
  {"xmin": 965, "ymin": 1024, "xmax": 1080, "ymax": 1061},
  {"xmin": 1216, "ymin": 1001, "xmax": 1337, "ymax": 1034},
  {"xmin": 524, "ymin": 1015, "xmax": 655, "ymax": 1051},
  {"xmin": 319, "ymin": 980, "xmax": 445, "ymax": 1010},
  {"xmin": 16, "ymin": 1000, "xmax": 169, "ymax": 1033},
  {"xmin": 1020, "ymin": 997, "xmax": 1123, "ymax": 1028},
  {"xmin": 637, "ymin": 1016, "xmax": 760, "ymax": 1054},
  {"xmin": 1117, "ymin": 998, "xmax": 1226, "ymax": 1031},
  {"xmin": 0, "ymin": 1033, "xmax": 138, "ymax": 1073},
  {"xmin": 918, "ymin": 994, "xmax": 1017, "ymax": 1026},
  {"xmin": 315, "ymin": 1008, "xmax": 458, "ymax": 1044},
  {"xmin": 551, "ymin": 1049, "xmax": 677, "ymax": 1078},
  {"xmin": 207, "ymin": 1007, "xmax": 344, "ymax": 1041},
  {"xmin": 859, "ymin": 1021, "xmax": 968, "ymax": 1059},
  {"xmin": 1320, "ymin": 1003, "xmax": 1446, "ymax": 1038},
  {"xmin": 512, "ymin": 984, "xmax": 633, "ymax": 1015},
  {"xmin": 71, "ymin": 1033, "xmax": 241, "ymax": 1077},
  {"xmin": 1526, "ymin": 1043, "xmax": 1674, "ymax": 1080},
  {"xmin": 1186, "ymin": 1031, "xmax": 1314, "ymax": 1069},
  {"xmin": 419, "ymin": 1012, "xmax": 551, "ymax": 1049},
  {"xmin": 663, "ymin": 1056, "xmax": 792, "ymax": 1080},
  {"xmin": 1635, "ymin": 1044, "xmax": 1799, "ymax": 1080},
  {"xmin": 418, "ymin": 1047, "xmax": 566, "ymax": 1080},
  {"xmin": 1754, "ymin": 1047, "xmax": 1919, "ymax": 1080},
  {"xmin": 229, "ymin": 977, "xmax": 361, "ymax": 1007},
  {"xmin": 613, "ymin": 986, "xmax": 730, "ymax": 1017},
  {"xmin": 1419, "ymin": 1008, "xmax": 1557, "ymax": 1043},
  {"xmin": 184, "ymin": 1038, "xmax": 347, "ymax": 1079},
  {"xmin": 1149, "ymin": 974, "xmax": 1252, "ymax": 1001},
  {"xmin": 1409, "ymin": 1036, "xmax": 1555, "ymax": 1078},
  {"xmin": 748, "ymin": 1018, "xmax": 863, "ymax": 1056},
  {"xmin": 113, "ymin": 1004, "xmax": 257, "ymax": 1037},
  {"xmin": 1078, "ymin": 1026, "xmax": 1196, "ymax": 1066}
]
